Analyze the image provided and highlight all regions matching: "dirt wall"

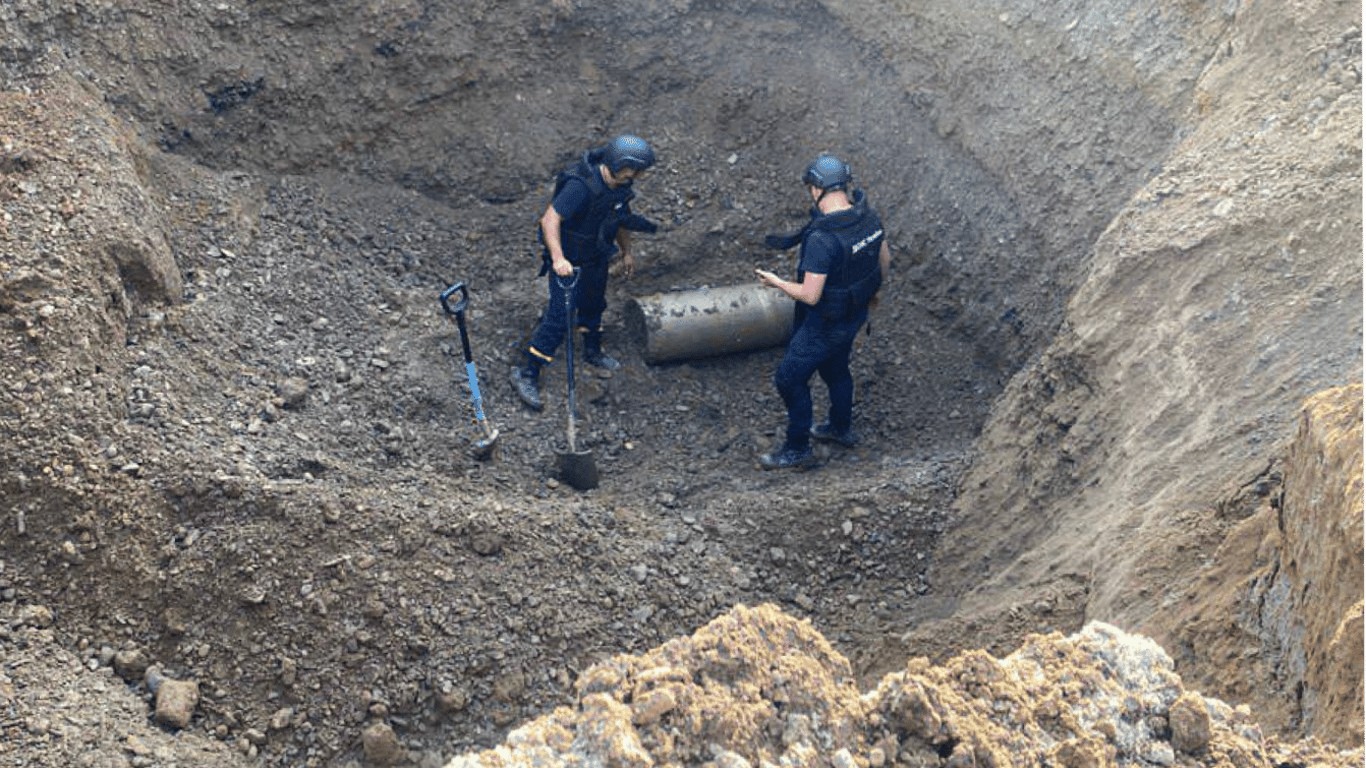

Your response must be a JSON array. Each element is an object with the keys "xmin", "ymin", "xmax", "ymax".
[
  {"xmin": 931, "ymin": 0, "xmax": 1362, "ymax": 742},
  {"xmin": 1281, "ymin": 386, "xmax": 1365, "ymax": 744}
]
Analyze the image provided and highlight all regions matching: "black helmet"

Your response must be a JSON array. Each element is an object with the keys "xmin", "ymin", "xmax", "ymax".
[
  {"xmin": 604, "ymin": 134, "xmax": 656, "ymax": 174},
  {"xmin": 802, "ymin": 154, "xmax": 852, "ymax": 190}
]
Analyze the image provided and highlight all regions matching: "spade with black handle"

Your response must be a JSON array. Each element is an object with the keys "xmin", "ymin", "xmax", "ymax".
[{"xmin": 556, "ymin": 268, "xmax": 599, "ymax": 490}]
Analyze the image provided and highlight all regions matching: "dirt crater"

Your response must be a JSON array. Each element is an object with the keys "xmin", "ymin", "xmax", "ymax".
[{"xmin": 0, "ymin": 1, "xmax": 1359, "ymax": 767}]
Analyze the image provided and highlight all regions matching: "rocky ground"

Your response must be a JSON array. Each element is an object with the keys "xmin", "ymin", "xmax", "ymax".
[{"xmin": 0, "ymin": 1, "xmax": 1360, "ymax": 767}]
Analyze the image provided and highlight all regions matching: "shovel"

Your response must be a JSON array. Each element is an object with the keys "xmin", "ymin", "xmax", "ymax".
[
  {"xmin": 556, "ymin": 269, "xmax": 599, "ymax": 490},
  {"xmin": 440, "ymin": 282, "xmax": 500, "ymax": 459}
]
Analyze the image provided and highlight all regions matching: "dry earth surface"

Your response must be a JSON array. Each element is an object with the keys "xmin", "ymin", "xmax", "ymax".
[{"xmin": 0, "ymin": 1, "xmax": 1361, "ymax": 767}]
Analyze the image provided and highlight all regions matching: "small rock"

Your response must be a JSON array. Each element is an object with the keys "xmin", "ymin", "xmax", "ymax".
[
  {"xmin": 144, "ymin": 666, "xmax": 164, "ymax": 694},
  {"xmin": 60, "ymin": 539, "xmax": 83, "ymax": 565},
  {"xmin": 1047, "ymin": 738, "xmax": 1104, "ymax": 768},
  {"xmin": 436, "ymin": 687, "xmax": 469, "ymax": 715},
  {"xmin": 1169, "ymin": 691, "xmax": 1212, "ymax": 755},
  {"xmin": 714, "ymin": 748, "xmax": 751, "ymax": 768},
  {"xmin": 493, "ymin": 671, "xmax": 526, "ymax": 703},
  {"xmin": 242, "ymin": 727, "xmax": 268, "ymax": 746},
  {"xmin": 269, "ymin": 706, "xmax": 294, "ymax": 731},
  {"xmin": 279, "ymin": 656, "xmax": 298, "ymax": 686},
  {"xmin": 468, "ymin": 522, "xmax": 504, "ymax": 556},
  {"xmin": 361, "ymin": 721, "xmax": 405, "ymax": 766},
  {"xmin": 154, "ymin": 677, "xmax": 200, "ymax": 729},
  {"xmin": 114, "ymin": 648, "xmax": 150, "ymax": 681},
  {"xmin": 18, "ymin": 604, "xmax": 53, "ymax": 628},
  {"xmin": 276, "ymin": 377, "xmax": 309, "ymax": 409},
  {"xmin": 631, "ymin": 687, "xmax": 677, "ymax": 726}
]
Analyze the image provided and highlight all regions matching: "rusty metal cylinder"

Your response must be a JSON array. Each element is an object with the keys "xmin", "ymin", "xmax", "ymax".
[{"xmin": 625, "ymin": 283, "xmax": 794, "ymax": 364}]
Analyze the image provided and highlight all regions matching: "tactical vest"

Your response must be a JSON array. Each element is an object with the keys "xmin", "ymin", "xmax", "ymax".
[
  {"xmin": 539, "ymin": 148, "xmax": 634, "ymax": 274},
  {"xmin": 804, "ymin": 190, "xmax": 884, "ymax": 321}
]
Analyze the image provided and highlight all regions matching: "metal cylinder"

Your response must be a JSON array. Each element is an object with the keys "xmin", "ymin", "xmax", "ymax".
[{"xmin": 625, "ymin": 283, "xmax": 794, "ymax": 364}]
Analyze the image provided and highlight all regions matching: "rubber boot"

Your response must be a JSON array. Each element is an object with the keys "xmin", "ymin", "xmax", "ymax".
[
  {"xmin": 509, "ymin": 354, "xmax": 544, "ymax": 411},
  {"xmin": 582, "ymin": 332, "xmax": 622, "ymax": 371}
]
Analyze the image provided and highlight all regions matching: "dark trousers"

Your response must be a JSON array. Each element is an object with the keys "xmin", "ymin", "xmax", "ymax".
[
  {"xmin": 528, "ymin": 260, "xmax": 610, "ymax": 361},
  {"xmin": 773, "ymin": 310, "xmax": 866, "ymax": 447}
]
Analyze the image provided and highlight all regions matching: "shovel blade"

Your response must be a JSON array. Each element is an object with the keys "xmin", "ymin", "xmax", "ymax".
[
  {"xmin": 557, "ymin": 449, "xmax": 599, "ymax": 491},
  {"xmin": 471, "ymin": 428, "xmax": 499, "ymax": 460}
]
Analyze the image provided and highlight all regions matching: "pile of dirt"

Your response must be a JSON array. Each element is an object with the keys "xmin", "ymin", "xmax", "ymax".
[{"xmin": 443, "ymin": 604, "xmax": 1360, "ymax": 768}]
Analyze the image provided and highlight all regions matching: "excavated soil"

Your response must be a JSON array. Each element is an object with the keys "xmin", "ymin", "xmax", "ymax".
[{"xmin": 0, "ymin": 1, "xmax": 1360, "ymax": 767}]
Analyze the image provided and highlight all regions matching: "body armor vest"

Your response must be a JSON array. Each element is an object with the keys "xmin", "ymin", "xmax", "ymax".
[
  {"xmin": 542, "ymin": 149, "xmax": 634, "ymax": 271},
  {"xmin": 804, "ymin": 190, "xmax": 884, "ymax": 321}
]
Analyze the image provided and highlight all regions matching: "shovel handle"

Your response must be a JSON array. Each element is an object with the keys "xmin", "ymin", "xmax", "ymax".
[
  {"xmin": 563, "ymin": 268, "xmax": 580, "ymax": 452},
  {"xmin": 465, "ymin": 360, "xmax": 488, "ymax": 424},
  {"xmin": 440, "ymin": 282, "xmax": 475, "ymax": 363},
  {"xmin": 439, "ymin": 282, "xmax": 470, "ymax": 316}
]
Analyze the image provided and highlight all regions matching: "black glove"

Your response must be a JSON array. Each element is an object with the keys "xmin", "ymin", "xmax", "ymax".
[
  {"xmin": 620, "ymin": 214, "xmax": 658, "ymax": 234},
  {"xmin": 764, "ymin": 232, "xmax": 802, "ymax": 250}
]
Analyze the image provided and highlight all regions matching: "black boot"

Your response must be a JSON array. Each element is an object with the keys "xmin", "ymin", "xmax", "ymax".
[
  {"xmin": 759, "ymin": 441, "xmax": 814, "ymax": 470},
  {"xmin": 811, "ymin": 422, "xmax": 858, "ymax": 448},
  {"xmin": 583, "ymin": 333, "xmax": 622, "ymax": 371},
  {"xmin": 509, "ymin": 355, "xmax": 543, "ymax": 411}
]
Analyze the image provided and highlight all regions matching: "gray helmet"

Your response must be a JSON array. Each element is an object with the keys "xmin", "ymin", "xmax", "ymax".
[
  {"xmin": 802, "ymin": 154, "xmax": 852, "ymax": 190},
  {"xmin": 604, "ymin": 134, "xmax": 656, "ymax": 174}
]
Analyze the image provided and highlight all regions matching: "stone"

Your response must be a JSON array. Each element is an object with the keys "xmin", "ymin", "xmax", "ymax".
[
  {"xmin": 1169, "ymin": 691, "xmax": 1212, "ymax": 755},
  {"xmin": 361, "ymin": 721, "xmax": 405, "ymax": 766},
  {"xmin": 153, "ymin": 678, "xmax": 199, "ymax": 729}
]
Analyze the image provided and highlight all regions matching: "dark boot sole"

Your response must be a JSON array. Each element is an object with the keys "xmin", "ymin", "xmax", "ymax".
[{"xmin": 758, "ymin": 452, "xmax": 816, "ymax": 470}]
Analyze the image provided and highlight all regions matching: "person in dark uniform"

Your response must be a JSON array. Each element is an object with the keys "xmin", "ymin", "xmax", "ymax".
[
  {"xmin": 754, "ymin": 154, "xmax": 891, "ymax": 469},
  {"xmin": 511, "ymin": 134, "xmax": 657, "ymax": 411}
]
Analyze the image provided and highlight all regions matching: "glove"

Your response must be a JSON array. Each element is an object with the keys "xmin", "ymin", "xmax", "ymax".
[
  {"xmin": 764, "ymin": 232, "xmax": 802, "ymax": 250},
  {"xmin": 620, "ymin": 214, "xmax": 658, "ymax": 234}
]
